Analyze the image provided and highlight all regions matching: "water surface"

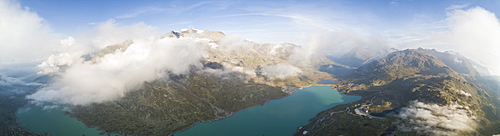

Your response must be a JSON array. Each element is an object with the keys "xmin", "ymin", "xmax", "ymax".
[
  {"xmin": 16, "ymin": 104, "xmax": 115, "ymax": 136},
  {"xmin": 317, "ymin": 80, "xmax": 338, "ymax": 84},
  {"xmin": 174, "ymin": 85, "xmax": 360, "ymax": 136},
  {"xmin": 16, "ymin": 86, "xmax": 359, "ymax": 136}
]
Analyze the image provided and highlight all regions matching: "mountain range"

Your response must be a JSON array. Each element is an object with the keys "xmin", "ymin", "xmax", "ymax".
[
  {"xmin": 297, "ymin": 48, "xmax": 500, "ymax": 135},
  {"xmin": 1, "ymin": 29, "xmax": 499, "ymax": 136},
  {"xmin": 65, "ymin": 29, "xmax": 333, "ymax": 135}
]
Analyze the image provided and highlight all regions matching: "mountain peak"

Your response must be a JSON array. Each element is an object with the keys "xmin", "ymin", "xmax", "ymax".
[
  {"xmin": 347, "ymin": 48, "xmax": 456, "ymax": 85},
  {"xmin": 161, "ymin": 28, "xmax": 226, "ymax": 42},
  {"xmin": 302, "ymin": 48, "xmax": 500, "ymax": 135}
]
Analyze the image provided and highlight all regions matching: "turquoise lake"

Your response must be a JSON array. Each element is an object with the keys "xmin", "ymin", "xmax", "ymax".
[
  {"xmin": 16, "ymin": 104, "xmax": 116, "ymax": 136},
  {"xmin": 174, "ymin": 85, "xmax": 361, "ymax": 136},
  {"xmin": 16, "ymin": 85, "xmax": 360, "ymax": 136}
]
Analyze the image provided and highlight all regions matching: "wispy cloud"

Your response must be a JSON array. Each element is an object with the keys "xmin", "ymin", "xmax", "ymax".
[
  {"xmin": 390, "ymin": 0, "xmax": 399, "ymax": 5},
  {"xmin": 0, "ymin": 74, "xmax": 41, "ymax": 86},
  {"xmin": 165, "ymin": 21, "xmax": 193, "ymax": 27},
  {"xmin": 274, "ymin": 13, "xmax": 335, "ymax": 31},
  {"xmin": 116, "ymin": 7, "xmax": 164, "ymax": 19},
  {"xmin": 215, "ymin": 12, "xmax": 332, "ymax": 30},
  {"xmin": 169, "ymin": 1, "xmax": 227, "ymax": 15},
  {"xmin": 213, "ymin": 13, "xmax": 265, "ymax": 18},
  {"xmin": 215, "ymin": 11, "xmax": 341, "ymax": 33},
  {"xmin": 446, "ymin": 4, "xmax": 470, "ymax": 11}
]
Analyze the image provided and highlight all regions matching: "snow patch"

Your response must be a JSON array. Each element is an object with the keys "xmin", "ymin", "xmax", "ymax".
[{"xmin": 460, "ymin": 90, "xmax": 471, "ymax": 96}]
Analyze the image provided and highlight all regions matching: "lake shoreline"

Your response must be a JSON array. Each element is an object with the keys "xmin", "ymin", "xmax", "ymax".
[
  {"xmin": 168, "ymin": 88, "xmax": 297, "ymax": 136},
  {"xmin": 13, "ymin": 99, "xmax": 49, "ymax": 136},
  {"xmin": 174, "ymin": 85, "xmax": 362, "ymax": 136},
  {"xmin": 16, "ymin": 79, "xmax": 358, "ymax": 136},
  {"xmin": 16, "ymin": 103, "xmax": 119, "ymax": 136},
  {"xmin": 62, "ymin": 87, "xmax": 297, "ymax": 136},
  {"xmin": 63, "ymin": 111, "xmax": 114, "ymax": 136}
]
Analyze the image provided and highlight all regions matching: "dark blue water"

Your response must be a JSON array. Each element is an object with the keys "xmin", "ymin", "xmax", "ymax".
[{"xmin": 317, "ymin": 80, "xmax": 338, "ymax": 84}]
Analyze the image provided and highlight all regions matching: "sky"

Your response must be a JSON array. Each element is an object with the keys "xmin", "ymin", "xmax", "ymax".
[
  {"xmin": 1, "ymin": 0, "xmax": 500, "ymax": 75},
  {"xmin": 13, "ymin": 0, "xmax": 500, "ymax": 42}
]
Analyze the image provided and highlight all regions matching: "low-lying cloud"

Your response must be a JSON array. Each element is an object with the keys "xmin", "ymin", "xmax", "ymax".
[
  {"xmin": 398, "ymin": 101, "xmax": 476, "ymax": 135},
  {"xmin": 261, "ymin": 64, "xmax": 303, "ymax": 79},
  {"xmin": 0, "ymin": 74, "xmax": 40, "ymax": 86},
  {"xmin": 28, "ymin": 22, "xmax": 204, "ymax": 105},
  {"xmin": 287, "ymin": 30, "xmax": 390, "ymax": 67}
]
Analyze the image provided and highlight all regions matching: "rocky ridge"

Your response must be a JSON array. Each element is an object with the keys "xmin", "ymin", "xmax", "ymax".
[{"xmin": 296, "ymin": 48, "xmax": 500, "ymax": 136}]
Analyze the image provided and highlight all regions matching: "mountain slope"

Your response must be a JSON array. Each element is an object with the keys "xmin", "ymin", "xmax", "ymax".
[
  {"xmin": 296, "ymin": 48, "xmax": 500, "ymax": 136},
  {"xmin": 70, "ymin": 71, "xmax": 290, "ymax": 135},
  {"xmin": 65, "ymin": 29, "xmax": 331, "ymax": 136}
]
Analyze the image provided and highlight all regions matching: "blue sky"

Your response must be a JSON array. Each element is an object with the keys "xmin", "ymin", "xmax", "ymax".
[
  {"xmin": 2, "ymin": 0, "xmax": 500, "ymax": 75},
  {"xmin": 16, "ymin": 0, "xmax": 499, "ymax": 43}
]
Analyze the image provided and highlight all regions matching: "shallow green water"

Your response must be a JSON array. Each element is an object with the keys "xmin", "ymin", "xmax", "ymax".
[
  {"xmin": 174, "ymin": 85, "xmax": 361, "ymax": 136},
  {"xmin": 16, "ymin": 104, "xmax": 116, "ymax": 136}
]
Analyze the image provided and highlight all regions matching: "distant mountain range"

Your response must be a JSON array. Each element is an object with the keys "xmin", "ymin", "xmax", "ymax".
[
  {"xmin": 73, "ymin": 29, "xmax": 499, "ymax": 135},
  {"xmin": 2, "ymin": 29, "xmax": 499, "ymax": 136},
  {"xmin": 333, "ymin": 45, "xmax": 396, "ymax": 68}
]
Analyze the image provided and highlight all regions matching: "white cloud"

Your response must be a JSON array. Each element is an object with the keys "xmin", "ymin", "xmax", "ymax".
[
  {"xmin": 0, "ymin": 0, "xmax": 58, "ymax": 64},
  {"xmin": 29, "ymin": 22, "xmax": 204, "ymax": 105},
  {"xmin": 36, "ymin": 20, "xmax": 162, "ymax": 75},
  {"xmin": 446, "ymin": 4, "xmax": 470, "ymax": 11},
  {"xmin": 83, "ymin": 20, "xmax": 161, "ymax": 49},
  {"xmin": 287, "ymin": 31, "xmax": 388, "ymax": 67},
  {"xmin": 396, "ymin": 6, "xmax": 500, "ymax": 76},
  {"xmin": 398, "ymin": 101, "xmax": 476, "ymax": 135},
  {"xmin": 0, "ymin": 74, "xmax": 40, "ymax": 86},
  {"xmin": 262, "ymin": 64, "xmax": 302, "ymax": 79},
  {"xmin": 116, "ymin": 7, "xmax": 164, "ymax": 19},
  {"xmin": 441, "ymin": 7, "xmax": 500, "ymax": 75}
]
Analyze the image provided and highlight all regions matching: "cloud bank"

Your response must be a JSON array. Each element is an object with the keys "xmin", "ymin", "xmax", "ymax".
[
  {"xmin": 28, "ymin": 22, "xmax": 204, "ymax": 105},
  {"xmin": 261, "ymin": 64, "xmax": 303, "ymax": 79},
  {"xmin": 0, "ymin": 0, "xmax": 57, "ymax": 64},
  {"xmin": 398, "ymin": 101, "xmax": 476, "ymax": 135},
  {"xmin": 0, "ymin": 74, "xmax": 40, "ymax": 86},
  {"xmin": 442, "ymin": 7, "xmax": 500, "ymax": 76},
  {"xmin": 37, "ymin": 20, "xmax": 161, "ymax": 75},
  {"xmin": 400, "ymin": 6, "xmax": 500, "ymax": 76}
]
